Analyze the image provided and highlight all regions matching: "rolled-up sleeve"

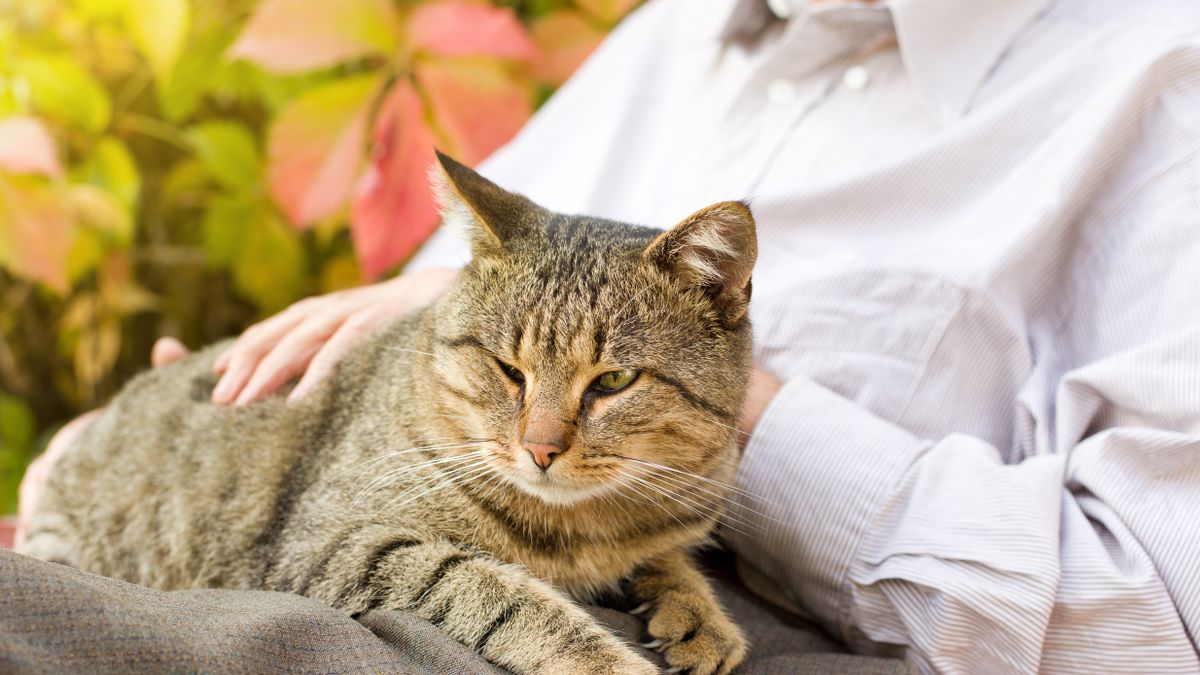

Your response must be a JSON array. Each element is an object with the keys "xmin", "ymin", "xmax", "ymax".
[{"xmin": 728, "ymin": 369, "xmax": 1200, "ymax": 673}]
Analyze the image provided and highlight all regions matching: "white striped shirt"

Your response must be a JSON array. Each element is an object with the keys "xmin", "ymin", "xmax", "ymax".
[{"xmin": 409, "ymin": 0, "xmax": 1200, "ymax": 671}]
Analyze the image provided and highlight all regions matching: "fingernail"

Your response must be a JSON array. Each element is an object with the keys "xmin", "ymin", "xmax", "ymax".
[{"xmin": 286, "ymin": 386, "xmax": 307, "ymax": 405}]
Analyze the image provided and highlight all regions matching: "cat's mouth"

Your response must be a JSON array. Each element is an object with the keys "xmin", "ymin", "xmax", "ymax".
[{"xmin": 507, "ymin": 471, "xmax": 611, "ymax": 506}]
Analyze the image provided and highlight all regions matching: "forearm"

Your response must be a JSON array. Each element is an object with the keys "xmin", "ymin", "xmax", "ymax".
[{"xmin": 728, "ymin": 375, "xmax": 1200, "ymax": 673}]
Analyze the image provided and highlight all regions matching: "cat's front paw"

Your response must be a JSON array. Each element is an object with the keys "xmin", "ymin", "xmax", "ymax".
[{"xmin": 635, "ymin": 592, "xmax": 747, "ymax": 675}]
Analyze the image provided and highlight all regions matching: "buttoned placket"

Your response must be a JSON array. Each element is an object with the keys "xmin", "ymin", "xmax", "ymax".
[{"xmin": 709, "ymin": 7, "xmax": 897, "ymax": 200}]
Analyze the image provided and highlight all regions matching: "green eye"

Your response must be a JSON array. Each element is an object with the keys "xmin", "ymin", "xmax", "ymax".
[{"xmin": 592, "ymin": 369, "xmax": 639, "ymax": 393}]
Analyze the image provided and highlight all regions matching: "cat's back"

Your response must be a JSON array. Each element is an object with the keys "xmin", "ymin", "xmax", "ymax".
[{"xmin": 23, "ymin": 342, "xmax": 321, "ymax": 589}]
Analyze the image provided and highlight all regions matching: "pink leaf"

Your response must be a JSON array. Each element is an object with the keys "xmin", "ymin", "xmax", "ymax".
[
  {"xmin": 350, "ymin": 80, "xmax": 441, "ymax": 279},
  {"xmin": 0, "ymin": 176, "xmax": 74, "ymax": 293},
  {"xmin": 416, "ymin": 59, "xmax": 532, "ymax": 166},
  {"xmin": 529, "ymin": 10, "xmax": 607, "ymax": 86},
  {"xmin": 408, "ymin": 0, "xmax": 536, "ymax": 61},
  {"xmin": 229, "ymin": 0, "xmax": 399, "ymax": 73},
  {"xmin": 267, "ymin": 74, "xmax": 379, "ymax": 227},
  {"xmin": 0, "ymin": 116, "xmax": 63, "ymax": 178}
]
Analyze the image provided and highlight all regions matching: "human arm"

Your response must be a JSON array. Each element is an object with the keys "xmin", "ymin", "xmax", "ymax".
[{"xmin": 727, "ymin": 342, "xmax": 1200, "ymax": 673}]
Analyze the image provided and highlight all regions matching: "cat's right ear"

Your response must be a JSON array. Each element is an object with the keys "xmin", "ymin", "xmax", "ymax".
[
  {"xmin": 643, "ymin": 201, "xmax": 758, "ymax": 323},
  {"xmin": 431, "ymin": 150, "xmax": 541, "ymax": 256}
]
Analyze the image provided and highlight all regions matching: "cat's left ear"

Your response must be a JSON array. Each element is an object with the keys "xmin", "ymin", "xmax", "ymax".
[
  {"xmin": 644, "ymin": 201, "xmax": 758, "ymax": 323},
  {"xmin": 431, "ymin": 150, "xmax": 541, "ymax": 256}
]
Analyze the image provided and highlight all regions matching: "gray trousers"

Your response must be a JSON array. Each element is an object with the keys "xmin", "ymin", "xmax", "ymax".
[{"xmin": 0, "ymin": 549, "xmax": 911, "ymax": 674}]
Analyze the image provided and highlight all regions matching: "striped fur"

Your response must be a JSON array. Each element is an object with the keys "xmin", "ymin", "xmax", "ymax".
[{"xmin": 23, "ymin": 154, "xmax": 757, "ymax": 675}]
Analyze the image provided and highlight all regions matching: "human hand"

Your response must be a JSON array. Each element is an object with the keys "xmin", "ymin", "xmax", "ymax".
[
  {"xmin": 211, "ymin": 266, "xmax": 460, "ymax": 406},
  {"xmin": 738, "ymin": 365, "xmax": 782, "ymax": 449},
  {"xmin": 15, "ymin": 337, "xmax": 189, "ymax": 550}
]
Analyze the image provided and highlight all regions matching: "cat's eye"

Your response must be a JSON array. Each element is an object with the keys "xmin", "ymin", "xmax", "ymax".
[
  {"xmin": 590, "ymin": 369, "xmax": 639, "ymax": 393},
  {"xmin": 496, "ymin": 359, "xmax": 525, "ymax": 384}
]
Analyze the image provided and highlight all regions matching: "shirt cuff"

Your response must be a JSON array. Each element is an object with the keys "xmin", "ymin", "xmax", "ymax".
[{"xmin": 725, "ymin": 374, "xmax": 930, "ymax": 640}]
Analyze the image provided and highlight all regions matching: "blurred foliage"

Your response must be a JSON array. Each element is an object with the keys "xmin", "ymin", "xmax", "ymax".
[{"xmin": 0, "ymin": 0, "xmax": 639, "ymax": 514}]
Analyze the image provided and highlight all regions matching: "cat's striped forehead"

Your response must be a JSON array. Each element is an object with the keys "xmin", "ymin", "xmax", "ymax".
[{"xmin": 487, "ymin": 214, "xmax": 670, "ymax": 366}]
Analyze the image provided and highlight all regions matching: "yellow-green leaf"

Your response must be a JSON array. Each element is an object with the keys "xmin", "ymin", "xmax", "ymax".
[
  {"xmin": 73, "ymin": 136, "xmax": 140, "ymax": 210},
  {"xmin": 202, "ymin": 196, "xmax": 307, "ymax": 312},
  {"xmin": 15, "ymin": 54, "xmax": 111, "ymax": 133},
  {"xmin": 159, "ymin": 24, "xmax": 235, "ymax": 122},
  {"xmin": 187, "ymin": 120, "xmax": 261, "ymax": 189},
  {"xmin": 67, "ymin": 227, "xmax": 107, "ymax": 284},
  {"xmin": 124, "ymin": 0, "xmax": 191, "ymax": 87},
  {"xmin": 68, "ymin": 184, "xmax": 133, "ymax": 245},
  {"xmin": 74, "ymin": 316, "xmax": 121, "ymax": 396}
]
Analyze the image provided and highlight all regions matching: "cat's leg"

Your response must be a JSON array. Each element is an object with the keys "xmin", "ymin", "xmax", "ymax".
[
  {"xmin": 627, "ymin": 550, "xmax": 748, "ymax": 675},
  {"xmin": 311, "ymin": 537, "xmax": 657, "ymax": 675}
]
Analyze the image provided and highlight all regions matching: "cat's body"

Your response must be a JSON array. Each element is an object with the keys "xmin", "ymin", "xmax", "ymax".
[{"xmin": 23, "ymin": 154, "xmax": 758, "ymax": 675}]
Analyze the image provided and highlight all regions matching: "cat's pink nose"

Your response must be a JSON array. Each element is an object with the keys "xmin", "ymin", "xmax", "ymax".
[{"xmin": 524, "ymin": 442, "xmax": 561, "ymax": 471}]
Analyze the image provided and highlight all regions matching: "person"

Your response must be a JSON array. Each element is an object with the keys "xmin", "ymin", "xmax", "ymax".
[{"xmin": 19, "ymin": 0, "xmax": 1200, "ymax": 671}]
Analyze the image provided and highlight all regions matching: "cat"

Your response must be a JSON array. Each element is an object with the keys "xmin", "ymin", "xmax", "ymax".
[{"xmin": 22, "ymin": 152, "xmax": 758, "ymax": 675}]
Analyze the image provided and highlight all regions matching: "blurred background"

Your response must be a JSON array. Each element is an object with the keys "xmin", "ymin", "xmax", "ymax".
[{"xmin": 0, "ymin": 0, "xmax": 639, "ymax": 516}]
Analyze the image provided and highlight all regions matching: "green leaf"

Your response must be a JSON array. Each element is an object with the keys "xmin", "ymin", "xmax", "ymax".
[
  {"xmin": 158, "ymin": 24, "xmax": 235, "ymax": 122},
  {"xmin": 124, "ymin": 0, "xmax": 191, "ymax": 88},
  {"xmin": 72, "ymin": 136, "xmax": 140, "ymax": 210},
  {"xmin": 203, "ymin": 196, "xmax": 307, "ymax": 312},
  {"xmin": 67, "ymin": 226, "xmax": 107, "ymax": 283},
  {"xmin": 16, "ymin": 54, "xmax": 111, "ymax": 133},
  {"xmin": 187, "ymin": 121, "xmax": 261, "ymax": 189},
  {"xmin": 0, "ymin": 394, "xmax": 35, "ymax": 449}
]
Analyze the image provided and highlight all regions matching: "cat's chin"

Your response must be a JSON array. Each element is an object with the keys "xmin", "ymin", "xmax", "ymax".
[{"xmin": 507, "ymin": 473, "xmax": 612, "ymax": 507}]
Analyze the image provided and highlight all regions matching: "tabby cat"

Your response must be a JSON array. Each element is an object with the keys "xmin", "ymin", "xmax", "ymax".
[{"xmin": 22, "ymin": 152, "xmax": 758, "ymax": 675}]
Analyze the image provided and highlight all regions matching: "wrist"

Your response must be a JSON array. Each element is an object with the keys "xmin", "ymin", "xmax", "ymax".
[{"xmin": 739, "ymin": 366, "xmax": 782, "ymax": 446}]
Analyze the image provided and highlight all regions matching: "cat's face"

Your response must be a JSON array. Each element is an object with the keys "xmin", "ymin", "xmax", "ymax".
[{"xmin": 425, "ymin": 153, "xmax": 756, "ymax": 506}]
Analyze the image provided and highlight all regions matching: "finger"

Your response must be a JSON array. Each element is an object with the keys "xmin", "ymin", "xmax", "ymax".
[
  {"xmin": 151, "ymin": 337, "xmax": 189, "ymax": 367},
  {"xmin": 211, "ymin": 304, "xmax": 309, "ymax": 378},
  {"xmin": 213, "ymin": 348, "xmax": 231, "ymax": 374},
  {"xmin": 232, "ymin": 310, "xmax": 348, "ymax": 405},
  {"xmin": 212, "ymin": 311, "xmax": 310, "ymax": 403},
  {"xmin": 288, "ymin": 313, "xmax": 379, "ymax": 403}
]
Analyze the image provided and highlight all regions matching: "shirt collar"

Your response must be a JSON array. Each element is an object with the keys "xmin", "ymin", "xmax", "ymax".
[{"xmin": 717, "ymin": 0, "xmax": 1052, "ymax": 123}]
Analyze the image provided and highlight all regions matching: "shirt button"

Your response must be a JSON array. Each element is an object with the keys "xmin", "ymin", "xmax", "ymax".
[
  {"xmin": 767, "ymin": 78, "xmax": 797, "ymax": 105},
  {"xmin": 767, "ymin": 0, "xmax": 794, "ymax": 19},
  {"xmin": 843, "ymin": 65, "xmax": 870, "ymax": 91}
]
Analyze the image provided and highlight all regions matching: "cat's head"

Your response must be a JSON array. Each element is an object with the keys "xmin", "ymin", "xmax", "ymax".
[{"xmin": 426, "ymin": 152, "xmax": 756, "ymax": 506}]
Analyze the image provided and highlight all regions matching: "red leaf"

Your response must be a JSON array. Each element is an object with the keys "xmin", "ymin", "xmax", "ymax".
[
  {"xmin": 350, "ymin": 81, "xmax": 441, "ymax": 279},
  {"xmin": 529, "ymin": 10, "xmax": 606, "ymax": 86},
  {"xmin": 0, "ymin": 116, "xmax": 62, "ymax": 178},
  {"xmin": 408, "ymin": 1, "xmax": 536, "ymax": 61},
  {"xmin": 416, "ymin": 59, "xmax": 532, "ymax": 166},
  {"xmin": 229, "ymin": 0, "xmax": 399, "ymax": 73},
  {"xmin": 0, "ymin": 176, "xmax": 74, "ymax": 293},
  {"xmin": 267, "ymin": 74, "xmax": 379, "ymax": 227}
]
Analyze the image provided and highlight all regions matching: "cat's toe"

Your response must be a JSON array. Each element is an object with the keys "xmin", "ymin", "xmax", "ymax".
[{"xmin": 644, "ymin": 594, "xmax": 747, "ymax": 675}]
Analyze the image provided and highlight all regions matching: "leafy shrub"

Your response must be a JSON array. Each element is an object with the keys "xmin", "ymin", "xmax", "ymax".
[{"xmin": 0, "ymin": 0, "xmax": 638, "ymax": 513}]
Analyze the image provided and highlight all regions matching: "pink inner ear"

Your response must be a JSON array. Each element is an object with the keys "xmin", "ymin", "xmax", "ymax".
[{"xmin": 651, "ymin": 201, "xmax": 757, "ymax": 292}]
